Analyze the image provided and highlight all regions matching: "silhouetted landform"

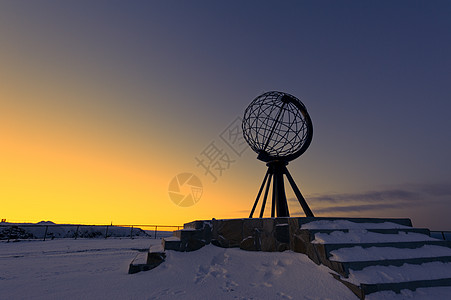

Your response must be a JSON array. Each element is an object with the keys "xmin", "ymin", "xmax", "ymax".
[{"xmin": 0, "ymin": 221, "xmax": 150, "ymax": 240}]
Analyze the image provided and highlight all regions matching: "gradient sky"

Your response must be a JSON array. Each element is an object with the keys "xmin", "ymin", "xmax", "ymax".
[{"xmin": 1, "ymin": 1, "xmax": 450, "ymax": 229}]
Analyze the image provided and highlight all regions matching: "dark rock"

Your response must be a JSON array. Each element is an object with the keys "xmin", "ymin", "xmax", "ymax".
[
  {"xmin": 184, "ymin": 238, "xmax": 206, "ymax": 252},
  {"xmin": 147, "ymin": 252, "xmax": 166, "ymax": 265},
  {"xmin": 261, "ymin": 231, "xmax": 277, "ymax": 252},
  {"xmin": 213, "ymin": 234, "xmax": 230, "ymax": 248},
  {"xmin": 240, "ymin": 236, "xmax": 258, "ymax": 251},
  {"xmin": 277, "ymin": 243, "xmax": 290, "ymax": 252},
  {"xmin": 214, "ymin": 219, "xmax": 243, "ymax": 247},
  {"xmin": 242, "ymin": 218, "xmax": 263, "ymax": 238},
  {"xmin": 275, "ymin": 224, "xmax": 290, "ymax": 243}
]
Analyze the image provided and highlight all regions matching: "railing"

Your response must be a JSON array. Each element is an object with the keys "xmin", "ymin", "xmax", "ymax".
[
  {"xmin": 0, "ymin": 224, "xmax": 182, "ymax": 242},
  {"xmin": 430, "ymin": 231, "xmax": 451, "ymax": 241}
]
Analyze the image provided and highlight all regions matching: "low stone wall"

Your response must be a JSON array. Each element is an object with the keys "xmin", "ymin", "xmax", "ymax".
[
  {"xmin": 210, "ymin": 217, "xmax": 293, "ymax": 252},
  {"xmin": 181, "ymin": 217, "xmax": 412, "ymax": 259}
]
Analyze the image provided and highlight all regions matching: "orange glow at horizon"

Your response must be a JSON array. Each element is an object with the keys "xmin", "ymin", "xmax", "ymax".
[{"xmin": 0, "ymin": 89, "xmax": 251, "ymax": 225}]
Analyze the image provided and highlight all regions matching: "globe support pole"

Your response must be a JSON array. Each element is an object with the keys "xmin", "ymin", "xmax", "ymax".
[
  {"xmin": 249, "ymin": 160, "xmax": 315, "ymax": 218},
  {"xmin": 269, "ymin": 161, "xmax": 289, "ymax": 217}
]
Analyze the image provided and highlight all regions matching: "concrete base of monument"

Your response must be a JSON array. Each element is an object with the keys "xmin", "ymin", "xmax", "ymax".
[{"xmin": 129, "ymin": 217, "xmax": 451, "ymax": 299}]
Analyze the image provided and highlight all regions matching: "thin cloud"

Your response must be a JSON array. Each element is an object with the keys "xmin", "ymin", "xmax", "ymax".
[
  {"xmin": 288, "ymin": 183, "xmax": 451, "ymax": 215},
  {"xmin": 302, "ymin": 189, "xmax": 420, "ymax": 204},
  {"xmin": 312, "ymin": 202, "xmax": 407, "ymax": 214},
  {"xmin": 293, "ymin": 183, "xmax": 451, "ymax": 204}
]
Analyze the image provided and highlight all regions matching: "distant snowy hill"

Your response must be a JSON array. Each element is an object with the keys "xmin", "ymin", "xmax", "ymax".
[{"xmin": 0, "ymin": 222, "xmax": 150, "ymax": 240}]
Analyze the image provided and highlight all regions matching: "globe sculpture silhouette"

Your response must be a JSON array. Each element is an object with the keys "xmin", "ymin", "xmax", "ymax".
[{"xmin": 242, "ymin": 91, "xmax": 315, "ymax": 218}]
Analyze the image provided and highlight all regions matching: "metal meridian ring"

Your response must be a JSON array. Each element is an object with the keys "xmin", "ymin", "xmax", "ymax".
[{"xmin": 242, "ymin": 91, "xmax": 313, "ymax": 162}]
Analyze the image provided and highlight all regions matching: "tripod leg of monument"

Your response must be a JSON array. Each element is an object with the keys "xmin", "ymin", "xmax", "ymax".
[
  {"xmin": 249, "ymin": 170, "xmax": 270, "ymax": 218},
  {"xmin": 273, "ymin": 168, "xmax": 289, "ymax": 217},
  {"xmin": 259, "ymin": 173, "xmax": 272, "ymax": 218},
  {"xmin": 271, "ymin": 178, "xmax": 276, "ymax": 218},
  {"xmin": 284, "ymin": 167, "xmax": 314, "ymax": 217},
  {"xmin": 271, "ymin": 188, "xmax": 275, "ymax": 218}
]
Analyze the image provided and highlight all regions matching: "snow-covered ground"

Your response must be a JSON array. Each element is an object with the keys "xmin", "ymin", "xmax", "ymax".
[
  {"xmin": 1, "ymin": 236, "xmax": 451, "ymax": 299},
  {"xmin": 0, "ymin": 238, "xmax": 357, "ymax": 299}
]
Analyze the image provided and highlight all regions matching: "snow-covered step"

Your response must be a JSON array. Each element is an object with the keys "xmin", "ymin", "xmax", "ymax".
[
  {"xmin": 173, "ymin": 228, "xmax": 202, "ymax": 240},
  {"xmin": 335, "ymin": 262, "xmax": 451, "ymax": 297},
  {"xmin": 291, "ymin": 217, "xmax": 451, "ymax": 298},
  {"xmin": 313, "ymin": 230, "xmax": 436, "ymax": 244},
  {"xmin": 323, "ymin": 240, "xmax": 451, "ymax": 257},
  {"xmin": 299, "ymin": 217, "xmax": 413, "ymax": 229},
  {"xmin": 128, "ymin": 244, "xmax": 166, "ymax": 274},
  {"xmin": 162, "ymin": 236, "xmax": 181, "ymax": 251},
  {"xmin": 329, "ymin": 244, "xmax": 451, "ymax": 262},
  {"xmin": 128, "ymin": 251, "xmax": 152, "ymax": 274},
  {"xmin": 346, "ymin": 261, "xmax": 451, "ymax": 285},
  {"xmin": 365, "ymin": 286, "xmax": 451, "ymax": 299},
  {"xmin": 305, "ymin": 227, "xmax": 430, "ymax": 237},
  {"xmin": 328, "ymin": 244, "xmax": 451, "ymax": 277},
  {"xmin": 341, "ymin": 256, "xmax": 451, "ymax": 274},
  {"xmin": 334, "ymin": 273, "xmax": 451, "ymax": 299}
]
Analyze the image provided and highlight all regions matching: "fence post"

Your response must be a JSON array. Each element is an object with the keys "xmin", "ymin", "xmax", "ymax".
[
  {"xmin": 7, "ymin": 226, "xmax": 12, "ymax": 242},
  {"xmin": 105, "ymin": 226, "xmax": 109, "ymax": 239},
  {"xmin": 154, "ymin": 226, "xmax": 157, "ymax": 239},
  {"xmin": 74, "ymin": 225, "xmax": 79, "ymax": 240},
  {"xmin": 130, "ymin": 226, "xmax": 133, "ymax": 239},
  {"xmin": 43, "ymin": 226, "xmax": 48, "ymax": 241}
]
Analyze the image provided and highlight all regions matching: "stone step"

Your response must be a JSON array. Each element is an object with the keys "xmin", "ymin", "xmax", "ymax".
[
  {"xmin": 162, "ymin": 236, "xmax": 182, "ymax": 251},
  {"xmin": 128, "ymin": 246, "xmax": 166, "ymax": 275},
  {"xmin": 147, "ymin": 245, "xmax": 166, "ymax": 266},
  {"xmin": 361, "ymin": 278, "xmax": 451, "ymax": 297},
  {"xmin": 339, "ymin": 256, "xmax": 451, "ymax": 275},
  {"xmin": 305, "ymin": 228, "xmax": 430, "ymax": 239},
  {"xmin": 332, "ymin": 274, "xmax": 451, "ymax": 299},
  {"xmin": 323, "ymin": 240, "xmax": 451, "ymax": 258},
  {"xmin": 173, "ymin": 228, "xmax": 203, "ymax": 240},
  {"xmin": 162, "ymin": 234, "xmax": 206, "ymax": 252},
  {"xmin": 183, "ymin": 220, "xmax": 209, "ymax": 230},
  {"xmin": 299, "ymin": 217, "xmax": 413, "ymax": 227}
]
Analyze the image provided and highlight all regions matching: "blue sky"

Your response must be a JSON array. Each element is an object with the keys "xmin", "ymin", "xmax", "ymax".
[{"xmin": 1, "ymin": 1, "xmax": 450, "ymax": 229}]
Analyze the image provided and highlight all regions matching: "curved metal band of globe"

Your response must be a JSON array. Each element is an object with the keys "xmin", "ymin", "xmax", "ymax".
[
  {"xmin": 249, "ymin": 160, "xmax": 314, "ymax": 218},
  {"xmin": 256, "ymin": 94, "xmax": 312, "ymax": 163},
  {"xmin": 242, "ymin": 92, "xmax": 313, "ymax": 163}
]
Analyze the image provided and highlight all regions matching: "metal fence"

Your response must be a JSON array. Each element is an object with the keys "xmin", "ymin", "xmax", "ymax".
[
  {"xmin": 0, "ymin": 224, "xmax": 182, "ymax": 242},
  {"xmin": 2, "ymin": 224, "xmax": 450, "ymax": 242}
]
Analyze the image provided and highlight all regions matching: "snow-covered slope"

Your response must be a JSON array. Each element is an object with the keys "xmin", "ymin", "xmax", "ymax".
[
  {"xmin": 2, "ymin": 238, "xmax": 451, "ymax": 299},
  {"xmin": 0, "ymin": 238, "xmax": 357, "ymax": 299}
]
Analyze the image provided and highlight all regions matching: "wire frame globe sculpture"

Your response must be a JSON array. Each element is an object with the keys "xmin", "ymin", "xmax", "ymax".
[
  {"xmin": 242, "ymin": 91, "xmax": 313, "ymax": 163},
  {"xmin": 242, "ymin": 91, "xmax": 314, "ymax": 218}
]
